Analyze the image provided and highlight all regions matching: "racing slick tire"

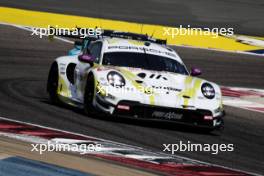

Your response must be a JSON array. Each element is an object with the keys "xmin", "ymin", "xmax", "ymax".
[
  {"xmin": 47, "ymin": 62, "xmax": 60, "ymax": 104},
  {"xmin": 84, "ymin": 74, "xmax": 99, "ymax": 116}
]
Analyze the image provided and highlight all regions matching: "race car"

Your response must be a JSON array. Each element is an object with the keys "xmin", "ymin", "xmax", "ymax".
[{"xmin": 47, "ymin": 31, "xmax": 224, "ymax": 130}]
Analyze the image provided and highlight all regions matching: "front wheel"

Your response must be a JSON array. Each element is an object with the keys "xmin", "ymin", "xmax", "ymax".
[
  {"xmin": 47, "ymin": 62, "xmax": 60, "ymax": 104},
  {"xmin": 84, "ymin": 74, "xmax": 98, "ymax": 116}
]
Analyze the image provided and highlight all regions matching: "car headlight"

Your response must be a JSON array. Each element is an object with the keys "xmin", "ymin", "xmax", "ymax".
[
  {"xmin": 107, "ymin": 71, "xmax": 126, "ymax": 87},
  {"xmin": 201, "ymin": 83, "xmax": 215, "ymax": 99}
]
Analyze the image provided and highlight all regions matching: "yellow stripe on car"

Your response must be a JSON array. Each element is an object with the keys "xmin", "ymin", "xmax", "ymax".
[
  {"xmin": 183, "ymin": 77, "xmax": 193, "ymax": 106},
  {"xmin": 118, "ymin": 68, "xmax": 156, "ymax": 105},
  {"xmin": 177, "ymin": 77, "xmax": 202, "ymax": 107},
  {"xmin": 149, "ymin": 95, "xmax": 155, "ymax": 105},
  {"xmin": 57, "ymin": 75, "xmax": 71, "ymax": 97},
  {"xmin": 96, "ymin": 81, "xmax": 107, "ymax": 97}
]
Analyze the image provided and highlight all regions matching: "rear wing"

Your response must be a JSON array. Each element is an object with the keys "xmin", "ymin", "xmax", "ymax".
[
  {"xmin": 48, "ymin": 27, "xmax": 167, "ymax": 45},
  {"xmin": 102, "ymin": 30, "xmax": 167, "ymax": 45}
]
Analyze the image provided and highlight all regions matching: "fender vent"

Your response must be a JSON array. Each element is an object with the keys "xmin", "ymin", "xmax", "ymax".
[
  {"xmin": 135, "ymin": 80, "xmax": 143, "ymax": 84},
  {"xmin": 137, "ymin": 73, "xmax": 146, "ymax": 79},
  {"xmin": 183, "ymin": 95, "xmax": 191, "ymax": 99}
]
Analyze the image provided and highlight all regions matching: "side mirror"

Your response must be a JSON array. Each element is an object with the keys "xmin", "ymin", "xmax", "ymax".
[
  {"xmin": 190, "ymin": 67, "xmax": 202, "ymax": 76},
  {"xmin": 78, "ymin": 54, "xmax": 95, "ymax": 66}
]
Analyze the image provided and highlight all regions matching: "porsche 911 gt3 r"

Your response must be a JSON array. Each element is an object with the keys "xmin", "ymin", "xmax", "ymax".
[{"xmin": 47, "ymin": 31, "xmax": 224, "ymax": 130}]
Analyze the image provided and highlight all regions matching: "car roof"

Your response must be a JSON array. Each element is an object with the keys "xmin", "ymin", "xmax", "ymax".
[{"xmin": 100, "ymin": 37, "xmax": 183, "ymax": 63}]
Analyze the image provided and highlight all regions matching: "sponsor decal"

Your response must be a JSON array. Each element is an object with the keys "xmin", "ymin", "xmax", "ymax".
[
  {"xmin": 107, "ymin": 45, "xmax": 176, "ymax": 57},
  {"xmin": 152, "ymin": 111, "xmax": 182, "ymax": 120}
]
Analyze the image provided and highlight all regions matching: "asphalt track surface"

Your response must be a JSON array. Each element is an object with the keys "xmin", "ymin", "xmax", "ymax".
[
  {"xmin": 1, "ymin": 24, "xmax": 264, "ymax": 174},
  {"xmin": 1, "ymin": 0, "xmax": 264, "ymax": 175},
  {"xmin": 1, "ymin": 0, "xmax": 264, "ymax": 36}
]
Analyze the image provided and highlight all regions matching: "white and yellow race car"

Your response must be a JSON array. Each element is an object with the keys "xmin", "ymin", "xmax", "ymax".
[{"xmin": 47, "ymin": 31, "xmax": 224, "ymax": 130}]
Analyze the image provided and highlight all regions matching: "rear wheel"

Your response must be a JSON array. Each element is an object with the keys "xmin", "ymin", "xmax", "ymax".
[{"xmin": 47, "ymin": 62, "xmax": 60, "ymax": 104}]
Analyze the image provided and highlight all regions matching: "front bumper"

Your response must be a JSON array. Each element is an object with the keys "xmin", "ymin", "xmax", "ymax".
[
  {"xmin": 112, "ymin": 100, "xmax": 224, "ymax": 129},
  {"xmin": 94, "ymin": 95, "xmax": 224, "ymax": 129}
]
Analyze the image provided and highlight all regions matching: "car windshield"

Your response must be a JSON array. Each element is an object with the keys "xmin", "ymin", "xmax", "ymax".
[{"xmin": 102, "ymin": 52, "xmax": 189, "ymax": 75}]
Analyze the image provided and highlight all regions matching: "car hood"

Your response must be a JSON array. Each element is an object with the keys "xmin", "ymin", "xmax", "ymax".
[
  {"xmin": 94, "ymin": 66, "xmax": 220, "ymax": 109},
  {"xmin": 101, "ymin": 66, "xmax": 205, "ymax": 92}
]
